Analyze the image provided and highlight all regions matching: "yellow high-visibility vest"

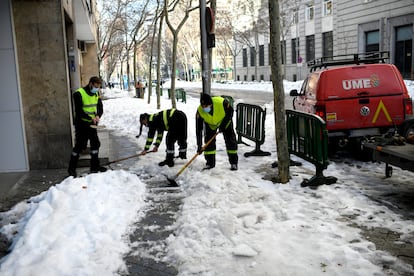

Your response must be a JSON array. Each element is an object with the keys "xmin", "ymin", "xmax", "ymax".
[
  {"xmin": 197, "ymin": 97, "xmax": 225, "ymax": 130},
  {"xmin": 77, "ymin": 88, "xmax": 98, "ymax": 122}
]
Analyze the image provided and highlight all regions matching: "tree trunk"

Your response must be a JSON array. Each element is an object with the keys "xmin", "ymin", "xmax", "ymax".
[
  {"xmin": 170, "ymin": 32, "xmax": 178, "ymax": 108},
  {"xmin": 148, "ymin": 13, "xmax": 159, "ymax": 105},
  {"xmin": 268, "ymin": 0, "xmax": 290, "ymax": 183},
  {"xmin": 156, "ymin": 12, "xmax": 164, "ymax": 109}
]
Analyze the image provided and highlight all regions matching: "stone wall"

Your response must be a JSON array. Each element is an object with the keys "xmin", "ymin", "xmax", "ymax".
[{"xmin": 12, "ymin": 0, "xmax": 73, "ymax": 169}]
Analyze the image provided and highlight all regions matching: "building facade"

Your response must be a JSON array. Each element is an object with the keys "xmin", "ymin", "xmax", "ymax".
[
  {"xmin": 234, "ymin": 0, "xmax": 414, "ymax": 82},
  {"xmin": 0, "ymin": 0, "xmax": 99, "ymax": 172}
]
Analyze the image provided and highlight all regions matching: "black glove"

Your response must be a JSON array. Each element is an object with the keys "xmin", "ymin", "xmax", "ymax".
[
  {"xmin": 219, "ymin": 125, "xmax": 225, "ymax": 133},
  {"xmin": 197, "ymin": 145, "xmax": 202, "ymax": 154}
]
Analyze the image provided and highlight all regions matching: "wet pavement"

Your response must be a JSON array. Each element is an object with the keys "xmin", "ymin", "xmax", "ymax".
[{"xmin": 109, "ymin": 132, "xmax": 181, "ymax": 275}]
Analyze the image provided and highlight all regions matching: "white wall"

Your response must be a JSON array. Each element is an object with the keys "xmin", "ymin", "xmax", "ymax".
[{"xmin": 0, "ymin": 0, "xmax": 28, "ymax": 172}]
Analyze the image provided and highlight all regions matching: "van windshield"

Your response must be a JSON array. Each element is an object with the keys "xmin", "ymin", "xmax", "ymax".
[{"xmin": 301, "ymin": 73, "xmax": 319, "ymax": 98}]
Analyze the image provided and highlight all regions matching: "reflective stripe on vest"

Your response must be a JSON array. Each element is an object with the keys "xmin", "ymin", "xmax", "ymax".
[
  {"xmin": 197, "ymin": 97, "xmax": 225, "ymax": 130},
  {"xmin": 163, "ymin": 109, "xmax": 176, "ymax": 130},
  {"xmin": 78, "ymin": 88, "xmax": 98, "ymax": 122}
]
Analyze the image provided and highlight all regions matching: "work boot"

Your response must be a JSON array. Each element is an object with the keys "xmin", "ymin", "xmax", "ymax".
[
  {"xmin": 204, "ymin": 155, "xmax": 215, "ymax": 170},
  {"xmin": 90, "ymin": 152, "xmax": 107, "ymax": 173},
  {"xmin": 179, "ymin": 151, "xmax": 187, "ymax": 159},
  {"xmin": 159, "ymin": 153, "xmax": 174, "ymax": 167},
  {"xmin": 68, "ymin": 153, "xmax": 79, "ymax": 177},
  {"xmin": 230, "ymin": 164, "xmax": 238, "ymax": 171}
]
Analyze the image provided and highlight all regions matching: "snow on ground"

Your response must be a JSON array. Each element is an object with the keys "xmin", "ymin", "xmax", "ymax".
[{"xmin": 0, "ymin": 80, "xmax": 413, "ymax": 275}]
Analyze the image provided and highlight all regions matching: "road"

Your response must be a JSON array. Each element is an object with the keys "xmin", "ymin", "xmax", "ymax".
[{"xmin": 182, "ymin": 86, "xmax": 295, "ymax": 109}]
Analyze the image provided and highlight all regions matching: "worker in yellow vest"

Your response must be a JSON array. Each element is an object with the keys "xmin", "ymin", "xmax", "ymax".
[
  {"xmin": 196, "ymin": 93, "xmax": 238, "ymax": 170},
  {"xmin": 68, "ymin": 76, "xmax": 107, "ymax": 177},
  {"xmin": 137, "ymin": 109, "xmax": 188, "ymax": 167}
]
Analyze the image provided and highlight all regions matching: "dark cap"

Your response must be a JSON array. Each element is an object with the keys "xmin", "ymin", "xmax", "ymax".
[
  {"xmin": 200, "ymin": 93, "xmax": 212, "ymax": 105},
  {"xmin": 89, "ymin": 76, "xmax": 101, "ymax": 84},
  {"xmin": 137, "ymin": 113, "xmax": 149, "ymax": 138}
]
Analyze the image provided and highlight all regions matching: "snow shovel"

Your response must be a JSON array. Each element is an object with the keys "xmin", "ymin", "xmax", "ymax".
[
  {"xmin": 105, "ymin": 149, "xmax": 155, "ymax": 166},
  {"xmin": 167, "ymin": 131, "xmax": 219, "ymax": 186}
]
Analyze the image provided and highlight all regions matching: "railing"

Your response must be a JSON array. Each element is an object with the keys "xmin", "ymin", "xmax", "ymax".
[
  {"xmin": 286, "ymin": 110, "xmax": 337, "ymax": 187},
  {"xmin": 236, "ymin": 103, "xmax": 271, "ymax": 157},
  {"xmin": 168, "ymin": 88, "xmax": 186, "ymax": 103}
]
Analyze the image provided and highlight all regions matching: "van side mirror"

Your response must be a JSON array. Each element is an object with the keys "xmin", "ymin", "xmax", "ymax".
[{"xmin": 290, "ymin": 89, "xmax": 299, "ymax": 96}]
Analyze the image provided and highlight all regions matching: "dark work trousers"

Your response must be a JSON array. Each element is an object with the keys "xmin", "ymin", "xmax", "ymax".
[
  {"xmin": 165, "ymin": 110, "xmax": 187, "ymax": 160},
  {"xmin": 203, "ymin": 122, "xmax": 238, "ymax": 166},
  {"xmin": 69, "ymin": 123, "xmax": 101, "ymax": 171},
  {"xmin": 73, "ymin": 123, "xmax": 101, "ymax": 153}
]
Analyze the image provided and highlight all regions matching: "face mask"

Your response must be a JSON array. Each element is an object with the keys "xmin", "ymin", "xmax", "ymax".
[
  {"xmin": 202, "ymin": 106, "xmax": 211, "ymax": 113},
  {"xmin": 91, "ymin": 87, "xmax": 99, "ymax": 94}
]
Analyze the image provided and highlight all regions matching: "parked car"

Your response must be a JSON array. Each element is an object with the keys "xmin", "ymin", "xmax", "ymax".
[{"xmin": 289, "ymin": 52, "xmax": 414, "ymax": 153}]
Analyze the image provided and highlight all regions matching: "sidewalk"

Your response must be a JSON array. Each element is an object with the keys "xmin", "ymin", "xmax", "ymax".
[
  {"xmin": 0, "ymin": 129, "xmax": 110, "ymax": 212},
  {"xmin": 0, "ymin": 129, "xmax": 179, "ymax": 275}
]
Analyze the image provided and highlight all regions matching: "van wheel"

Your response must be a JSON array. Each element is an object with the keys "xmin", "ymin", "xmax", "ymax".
[
  {"xmin": 400, "ymin": 119, "xmax": 414, "ymax": 143},
  {"xmin": 403, "ymin": 124, "xmax": 414, "ymax": 144}
]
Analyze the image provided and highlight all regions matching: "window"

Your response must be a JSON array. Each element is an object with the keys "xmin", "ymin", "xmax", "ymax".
[
  {"xmin": 322, "ymin": 0, "xmax": 332, "ymax": 16},
  {"xmin": 292, "ymin": 38, "xmax": 299, "ymax": 64},
  {"xmin": 260, "ymin": 75, "xmax": 264, "ymax": 81},
  {"xmin": 305, "ymin": 4, "xmax": 314, "ymax": 21},
  {"xmin": 306, "ymin": 35, "xmax": 315, "ymax": 62},
  {"xmin": 259, "ymin": 45, "xmax": 265, "ymax": 66},
  {"xmin": 292, "ymin": 10, "xmax": 299, "ymax": 24},
  {"xmin": 365, "ymin": 30, "xmax": 379, "ymax": 52},
  {"xmin": 322, "ymin": 31, "xmax": 333, "ymax": 59},
  {"xmin": 251, "ymin": 75, "xmax": 255, "ymax": 81},
  {"xmin": 395, "ymin": 25, "xmax": 413, "ymax": 79},
  {"xmin": 242, "ymin": 48, "xmax": 247, "ymax": 67},
  {"xmin": 250, "ymin": 46, "xmax": 256, "ymax": 67}
]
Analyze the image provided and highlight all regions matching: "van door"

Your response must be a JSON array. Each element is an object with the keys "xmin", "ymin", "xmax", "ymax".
[
  {"xmin": 324, "ymin": 95, "xmax": 405, "ymax": 132},
  {"xmin": 320, "ymin": 64, "xmax": 406, "ymax": 132}
]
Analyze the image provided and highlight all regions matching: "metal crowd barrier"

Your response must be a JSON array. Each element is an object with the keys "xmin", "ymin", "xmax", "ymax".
[
  {"xmin": 236, "ymin": 103, "xmax": 271, "ymax": 157},
  {"xmin": 168, "ymin": 88, "xmax": 186, "ymax": 103},
  {"xmin": 286, "ymin": 110, "xmax": 337, "ymax": 187}
]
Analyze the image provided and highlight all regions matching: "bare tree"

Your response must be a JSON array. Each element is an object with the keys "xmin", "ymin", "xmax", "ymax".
[
  {"xmin": 164, "ymin": 0, "xmax": 198, "ymax": 108},
  {"xmin": 279, "ymin": 0, "xmax": 300, "ymax": 74},
  {"xmin": 96, "ymin": 1, "xmax": 126, "ymax": 83},
  {"xmin": 124, "ymin": 0, "xmax": 153, "ymax": 90},
  {"xmin": 97, "ymin": 0, "xmax": 154, "ymax": 89},
  {"xmin": 268, "ymin": 0, "xmax": 289, "ymax": 183},
  {"xmin": 145, "ymin": 0, "xmax": 164, "ymax": 105},
  {"xmin": 215, "ymin": 9, "xmax": 243, "ymax": 81},
  {"xmin": 235, "ymin": 1, "xmax": 263, "ymax": 81},
  {"xmin": 179, "ymin": 11, "xmax": 201, "ymax": 81}
]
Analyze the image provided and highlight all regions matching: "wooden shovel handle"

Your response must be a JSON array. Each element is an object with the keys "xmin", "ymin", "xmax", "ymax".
[{"xmin": 173, "ymin": 132, "xmax": 219, "ymax": 179}]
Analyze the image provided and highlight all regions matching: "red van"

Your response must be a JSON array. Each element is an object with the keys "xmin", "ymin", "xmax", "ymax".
[{"xmin": 290, "ymin": 52, "xmax": 413, "ymax": 151}]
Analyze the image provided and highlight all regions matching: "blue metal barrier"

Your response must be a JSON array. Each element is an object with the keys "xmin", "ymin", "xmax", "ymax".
[{"xmin": 236, "ymin": 103, "xmax": 271, "ymax": 157}]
